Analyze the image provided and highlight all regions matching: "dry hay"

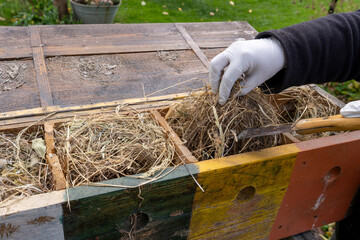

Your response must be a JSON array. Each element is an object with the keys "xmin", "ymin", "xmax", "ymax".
[
  {"xmin": 167, "ymin": 85, "xmax": 282, "ymax": 161},
  {"xmin": 274, "ymin": 85, "xmax": 339, "ymax": 122},
  {"xmin": 274, "ymin": 85, "xmax": 340, "ymax": 140},
  {"xmin": 0, "ymin": 127, "xmax": 53, "ymax": 205},
  {"xmin": 168, "ymin": 84, "xmax": 341, "ymax": 161},
  {"xmin": 54, "ymin": 112, "xmax": 176, "ymax": 188}
]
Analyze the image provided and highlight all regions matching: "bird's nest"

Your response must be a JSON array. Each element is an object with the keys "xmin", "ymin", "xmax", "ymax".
[
  {"xmin": 167, "ymin": 85, "xmax": 340, "ymax": 161},
  {"xmin": 54, "ymin": 111, "xmax": 177, "ymax": 188},
  {"xmin": 0, "ymin": 127, "xmax": 53, "ymax": 205}
]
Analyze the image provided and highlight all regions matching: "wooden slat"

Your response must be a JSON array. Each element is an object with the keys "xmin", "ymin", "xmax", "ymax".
[
  {"xmin": 46, "ymin": 51, "xmax": 206, "ymax": 108},
  {"xmin": 28, "ymin": 26, "xmax": 54, "ymax": 107},
  {"xmin": 40, "ymin": 23, "xmax": 189, "ymax": 57},
  {"xmin": 0, "ymin": 22, "xmax": 257, "ymax": 59},
  {"xmin": 44, "ymin": 123, "xmax": 66, "ymax": 190},
  {"xmin": 310, "ymin": 84, "xmax": 345, "ymax": 108},
  {"xmin": 0, "ymin": 91, "xmax": 204, "ymax": 121},
  {"xmin": 175, "ymin": 23, "xmax": 210, "ymax": 69},
  {"xmin": 183, "ymin": 21, "xmax": 258, "ymax": 48},
  {"xmin": 0, "ymin": 59, "xmax": 41, "ymax": 113},
  {"xmin": 150, "ymin": 110, "xmax": 198, "ymax": 164},
  {"xmin": 0, "ymin": 27, "xmax": 32, "ymax": 59}
]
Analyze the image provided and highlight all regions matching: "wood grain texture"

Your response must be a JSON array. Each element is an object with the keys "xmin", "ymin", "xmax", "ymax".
[
  {"xmin": 44, "ymin": 123, "xmax": 66, "ymax": 190},
  {"xmin": 62, "ymin": 166, "xmax": 199, "ymax": 240},
  {"xmin": 175, "ymin": 23, "xmax": 210, "ymax": 69},
  {"xmin": 189, "ymin": 144, "xmax": 299, "ymax": 240},
  {"xmin": 29, "ymin": 26, "xmax": 54, "ymax": 107},
  {"xmin": 183, "ymin": 21, "xmax": 258, "ymax": 48},
  {"xmin": 270, "ymin": 131, "xmax": 360, "ymax": 239},
  {"xmin": 40, "ymin": 23, "xmax": 190, "ymax": 57},
  {"xmin": 150, "ymin": 110, "xmax": 198, "ymax": 164},
  {"xmin": 46, "ymin": 51, "xmax": 207, "ymax": 107},
  {"xmin": 0, "ymin": 27, "xmax": 32, "ymax": 59},
  {"xmin": 0, "ymin": 59, "xmax": 41, "ymax": 113}
]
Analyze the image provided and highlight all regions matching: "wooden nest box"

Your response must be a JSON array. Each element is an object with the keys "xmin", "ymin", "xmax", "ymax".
[{"xmin": 0, "ymin": 22, "xmax": 359, "ymax": 240}]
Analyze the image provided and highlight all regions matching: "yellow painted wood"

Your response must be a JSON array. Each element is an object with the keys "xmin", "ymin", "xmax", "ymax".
[{"xmin": 189, "ymin": 144, "xmax": 300, "ymax": 240}]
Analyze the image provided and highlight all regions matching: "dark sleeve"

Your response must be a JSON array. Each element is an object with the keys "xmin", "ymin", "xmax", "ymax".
[{"xmin": 256, "ymin": 10, "xmax": 360, "ymax": 93}]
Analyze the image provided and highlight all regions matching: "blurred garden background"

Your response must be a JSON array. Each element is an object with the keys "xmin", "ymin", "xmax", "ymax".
[{"xmin": 0, "ymin": 0, "xmax": 360, "ymax": 102}]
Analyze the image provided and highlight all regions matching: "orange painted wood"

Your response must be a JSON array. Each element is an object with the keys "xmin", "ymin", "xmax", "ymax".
[
  {"xmin": 269, "ymin": 130, "xmax": 360, "ymax": 239},
  {"xmin": 44, "ymin": 122, "xmax": 66, "ymax": 190},
  {"xmin": 150, "ymin": 110, "xmax": 198, "ymax": 164}
]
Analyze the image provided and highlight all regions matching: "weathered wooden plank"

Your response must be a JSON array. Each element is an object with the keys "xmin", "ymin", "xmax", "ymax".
[
  {"xmin": 46, "ymin": 51, "xmax": 207, "ymax": 107},
  {"xmin": 189, "ymin": 144, "xmax": 298, "ymax": 240},
  {"xmin": 0, "ymin": 59, "xmax": 41, "ymax": 113},
  {"xmin": 39, "ymin": 23, "xmax": 190, "ymax": 57},
  {"xmin": 175, "ymin": 23, "xmax": 210, "ymax": 69},
  {"xmin": 150, "ymin": 110, "xmax": 198, "ymax": 164},
  {"xmin": 0, "ymin": 22, "xmax": 256, "ymax": 59},
  {"xmin": 29, "ymin": 26, "xmax": 54, "ymax": 107},
  {"xmin": 0, "ymin": 191, "xmax": 65, "ymax": 240},
  {"xmin": 0, "ymin": 27, "xmax": 32, "ymax": 59},
  {"xmin": 44, "ymin": 123, "xmax": 66, "ymax": 190},
  {"xmin": 183, "ymin": 21, "xmax": 258, "ymax": 48}
]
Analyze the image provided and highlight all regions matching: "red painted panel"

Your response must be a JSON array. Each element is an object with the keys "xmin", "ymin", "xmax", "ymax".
[{"xmin": 269, "ymin": 131, "xmax": 360, "ymax": 239}]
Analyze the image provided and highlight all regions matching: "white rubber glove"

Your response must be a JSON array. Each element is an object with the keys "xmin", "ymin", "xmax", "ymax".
[
  {"xmin": 209, "ymin": 37, "xmax": 286, "ymax": 105},
  {"xmin": 340, "ymin": 100, "xmax": 360, "ymax": 118}
]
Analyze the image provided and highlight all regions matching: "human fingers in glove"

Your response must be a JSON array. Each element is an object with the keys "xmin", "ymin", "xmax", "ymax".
[
  {"xmin": 210, "ymin": 10, "xmax": 360, "ymax": 106},
  {"xmin": 209, "ymin": 38, "xmax": 285, "ymax": 105}
]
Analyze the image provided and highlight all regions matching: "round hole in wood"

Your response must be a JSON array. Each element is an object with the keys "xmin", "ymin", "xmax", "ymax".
[
  {"xmin": 122, "ymin": 212, "xmax": 149, "ymax": 232},
  {"xmin": 237, "ymin": 186, "xmax": 256, "ymax": 202},
  {"xmin": 325, "ymin": 166, "xmax": 341, "ymax": 183}
]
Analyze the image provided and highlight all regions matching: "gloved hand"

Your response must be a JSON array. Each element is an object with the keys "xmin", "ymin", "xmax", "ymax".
[
  {"xmin": 209, "ymin": 37, "xmax": 286, "ymax": 105},
  {"xmin": 340, "ymin": 100, "xmax": 360, "ymax": 118}
]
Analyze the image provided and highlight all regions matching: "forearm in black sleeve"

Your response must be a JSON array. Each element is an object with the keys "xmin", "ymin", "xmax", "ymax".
[{"xmin": 256, "ymin": 10, "xmax": 360, "ymax": 93}]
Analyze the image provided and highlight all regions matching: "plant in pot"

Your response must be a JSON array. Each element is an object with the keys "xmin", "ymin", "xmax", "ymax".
[{"xmin": 70, "ymin": 0, "xmax": 121, "ymax": 24}]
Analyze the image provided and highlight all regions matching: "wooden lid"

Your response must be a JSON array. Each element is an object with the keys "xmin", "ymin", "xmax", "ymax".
[{"xmin": 0, "ymin": 22, "xmax": 257, "ymax": 116}]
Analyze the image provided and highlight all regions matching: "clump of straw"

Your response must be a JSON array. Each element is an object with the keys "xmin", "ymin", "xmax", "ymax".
[
  {"xmin": 0, "ymin": 127, "xmax": 53, "ymax": 205},
  {"xmin": 274, "ymin": 85, "xmax": 339, "ymax": 123},
  {"xmin": 274, "ymin": 85, "xmax": 340, "ymax": 140},
  {"xmin": 167, "ymin": 84, "xmax": 282, "ymax": 161},
  {"xmin": 54, "ymin": 112, "xmax": 176, "ymax": 188}
]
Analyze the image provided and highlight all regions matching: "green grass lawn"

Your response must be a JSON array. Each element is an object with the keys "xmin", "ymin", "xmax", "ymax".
[
  {"xmin": 115, "ymin": 0, "xmax": 344, "ymax": 32},
  {"xmin": 1, "ymin": 0, "xmax": 360, "ymax": 101}
]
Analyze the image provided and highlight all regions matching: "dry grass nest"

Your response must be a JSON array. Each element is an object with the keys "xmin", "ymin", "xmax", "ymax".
[
  {"xmin": 168, "ymin": 84, "xmax": 340, "ymax": 161},
  {"xmin": 54, "ymin": 111, "xmax": 177, "ymax": 188},
  {"xmin": 0, "ymin": 127, "xmax": 53, "ymax": 205}
]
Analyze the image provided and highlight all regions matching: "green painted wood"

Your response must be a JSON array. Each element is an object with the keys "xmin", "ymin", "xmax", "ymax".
[{"xmin": 62, "ymin": 165, "xmax": 199, "ymax": 240}]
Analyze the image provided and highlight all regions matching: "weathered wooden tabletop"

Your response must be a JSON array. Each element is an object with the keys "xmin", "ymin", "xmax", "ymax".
[{"xmin": 0, "ymin": 22, "xmax": 257, "ymax": 113}]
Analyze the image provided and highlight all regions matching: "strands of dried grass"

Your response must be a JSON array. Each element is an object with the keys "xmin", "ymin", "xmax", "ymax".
[
  {"xmin": 168, "ymin": 85, "xmax": 341, "ymax": 161},
  {"xmin": 0, "ymin": 127, "xmax": 53, "ymax": 205},
  {"xmin": 274, "ymin": 85, "xmax": 340, "ymax": 140},
  {"xmin": 275, "ymin": 86, "xmax": 339, "ymax": 122},
  {"xmin": 167, "ymin": 84, "xmax": 282, "ymax": 161},
  {"xmin": 54, "ymin": 112, "xmax": 176, "ymax": 188}
]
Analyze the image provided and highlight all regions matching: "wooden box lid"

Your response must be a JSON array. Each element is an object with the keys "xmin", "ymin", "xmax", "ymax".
[{"xmin": 0, "ymin": 22, "xmax": 257, "ymax": 116}]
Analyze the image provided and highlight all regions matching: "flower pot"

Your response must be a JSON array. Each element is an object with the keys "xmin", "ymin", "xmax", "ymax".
[{"xmin": 70, "ymin": 0, "xmax": 121, "ymax": 24}]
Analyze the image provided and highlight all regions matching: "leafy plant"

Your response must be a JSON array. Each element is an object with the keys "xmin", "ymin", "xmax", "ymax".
[
  {"xmin": 9, "ymin": 0, "xmax": 77, "ymax": 26},
  {"xmin": 322, "ymin": 80, "xmax": 360, "ymax": 103}
]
